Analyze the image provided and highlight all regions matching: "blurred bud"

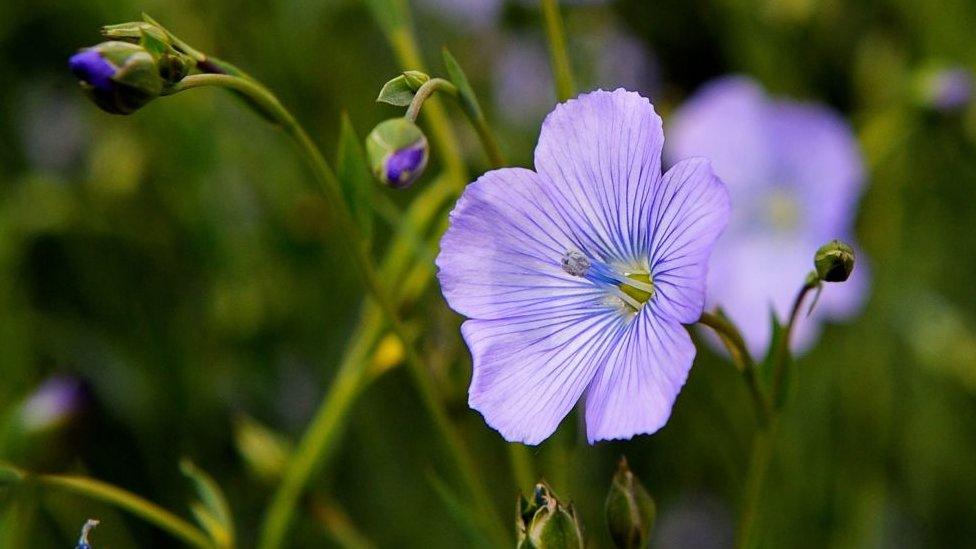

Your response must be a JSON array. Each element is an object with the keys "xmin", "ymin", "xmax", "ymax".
[
  {"xmin": 366, "ymin": 118, "xmax": 429, "ymax": 189},
  {"xmin": 69, "ymin": 41, "xmax": 162, "ymax": 114},
  {"xmin": 234, "ymin": 415, "xmax": 292, "ymax": 483},
  {"xmin": 75, "ymin": 519, "xmax": 99, "ymax": 549},
  {"xmin": 915, "ymin": 65, "xmax": 973, "ymax": 112},
  {"xmin": 402, "ymin": 70, "xmax": 430, "ymax": 91},
  {"xmin": 517, "ymin": 482, "xmax": 584, "ymax": 549},
  {"xmin": 814, "ymin": 240, "xmax": 855, "ymax": 282},
  {"xmin": 19, "ymin": 376, "xmax": 89, "ymax": 434},
  {"xmin": 605, "ymin": 456, "xmax": 656, "ymax": 549}
]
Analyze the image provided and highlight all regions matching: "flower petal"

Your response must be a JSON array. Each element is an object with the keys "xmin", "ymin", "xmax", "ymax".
[
  {"xmin": 584, "ymin": 309, "xmax": 695, "ymax": 443},
  {"xmin": 648, "ymin": 158, "xmax": 730, "ymax": 324},
  {"xmin": 437, "ymin": 168, "xmax": 606, "ymax": 320},
  {"xmin": 533, "ymin": 88, "xmax": 664, "ymax": 263},
  {"xmin": 665, "ymin": 76, "xmax": 774, "ymax": 194},
  {"xmin": 464, "ymin": 309, "xmax": 627, "ymax": 445},
  {"xmin": 766, "ymin": 101, "xmax": 865, "ymax": 243}
]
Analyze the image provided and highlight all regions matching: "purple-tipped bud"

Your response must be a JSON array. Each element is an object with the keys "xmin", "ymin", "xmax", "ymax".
[
  {"xmin": 366, "ymin": 118, "xmax": 429, "ymax": 189},
  {"xmin": 69, "ymin": 50, "xmax": 117, "ymax": 93},
  {"xmin": 69, "ymin": 42, "xmax": 163, "ymax": 115},
  {"xmin": 20, "ymin": 376, "xmax": 89, "ymax": 433}
]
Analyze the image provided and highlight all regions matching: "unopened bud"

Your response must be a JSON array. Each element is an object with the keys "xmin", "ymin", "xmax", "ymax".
[
  {"xmin": 69, "ymin": 41, "xmax": 162, "ymax": 114},
  {"xmin": 605, "ymin": 456, "xmax": 656, "ymax": 549},
  {"xmin": 366, "ymin": 118, "xmax": 429, "ymax": 189},
  {"xmin": 517, "ymin": 482, "xmax": 584, "ymax": 549},
  {"xmin": 402, "ymin": 70, "xmax": 430, "ymax": 91},
  {"xmin": 814, "ymin": 239, "xmax": 855, "ymax": 282}
]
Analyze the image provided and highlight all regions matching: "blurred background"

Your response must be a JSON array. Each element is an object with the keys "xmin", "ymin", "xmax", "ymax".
[{"xmin": 1, "ymin": 0, "xmax": 976, "ymax": 547}]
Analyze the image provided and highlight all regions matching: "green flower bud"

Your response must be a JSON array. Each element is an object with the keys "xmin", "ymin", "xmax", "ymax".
[
  {"xmin": 69, "ymin": 41, "xmax": 162, "ymax": 115},
  {"xmin": 605, "ymin": 457, "xmax": 656, "ymax": 549},
  {"xmin": 517, "ymin": 483, "xmax": 584, "ymax": 549},
  {"xmin": 814, "ymin": 239, "xmax": 855, "ymax": 282},
  {"xmin": 402, "ymin": 70, "xmax": 430, "ymax": 91},
  {"xmin": 366, "ymin": 118, "xmax": 429, "ymax": 189}
]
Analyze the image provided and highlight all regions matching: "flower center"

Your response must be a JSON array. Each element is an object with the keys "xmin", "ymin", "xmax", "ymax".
[
  {"xmin": 765, "ymin": 189, "xmax": 799, "ymax": 232},
  {"xmin": 560, "ymin": 250, "xmax": 654, "ymax": 312}
]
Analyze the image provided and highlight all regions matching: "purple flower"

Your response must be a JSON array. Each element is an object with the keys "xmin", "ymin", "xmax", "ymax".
[
  {"xmin": 437, "ymin": 89, "xmax": 730, "ymax": 444},
  {"xmin": 924, "ymin": 67, "xmax": 973, "ymax": 111},
  {"xmin": 20, "ymin": 376, "xmax": 89, "ymax": 432},
  {"xmin": 69, "ymin": 50, "xmax": 117, "ymax": 93},
  {"xmin": 667, "ymin": 76, "xmax": 869, "ymax": 356}
]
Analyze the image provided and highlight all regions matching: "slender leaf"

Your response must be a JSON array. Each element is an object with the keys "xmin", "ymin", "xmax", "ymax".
[
  {"xmin": 442, "ymin": 48, "xmax": 484, "ymax": 121},
  {"xmin": 180, "ymin": 459, "xmax": 234, "ymax": 548},
  {"xmin": 337, "ymin": 114, "xmax": 374, "ymax": 244}
]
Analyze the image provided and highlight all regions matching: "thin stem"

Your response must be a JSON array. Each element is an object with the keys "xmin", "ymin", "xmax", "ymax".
[
  {"xmin": 771, "ymin": 278, "xmax": 819, "ymax": 407},
  {"xmin": 405, "ymin": 78, "xmax": 506, "ymax": 169},
  {"xmin": 735, "ymin": 419, "xmax": 777, "ymax": 549},
  {"xmin": 171, "ymin": 74, "xmax": 499, "ymax": 548},
  {"xmin": 405, "ymin": 78, "xmax": 457, "ymax": 121},
  {"xmin": 697, "ymin": 312, "xmax": 770, "ymax": 424},
  {"xmin": 735, "ymin": 276, "xmax": 818, "ymax": 548},
  {"xmin": 540, "ymin": 0, "xmax": 575, "ymax": 102},
  {"xmin": 507, "ymin": 445, "xmax": 535, "ymax": 493},
  {"xmin": 30, "ymin": 472, "xmax": 214, "ymax": 548}
]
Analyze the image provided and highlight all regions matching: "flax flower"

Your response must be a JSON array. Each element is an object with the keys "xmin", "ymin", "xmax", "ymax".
[{"xmin": 437, "ymin": 89, "xmax": 730, "ymax": 444}]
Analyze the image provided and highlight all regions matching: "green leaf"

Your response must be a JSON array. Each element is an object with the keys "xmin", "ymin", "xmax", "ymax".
[
  {"xmin": 337, "ymin": 114, "xmax": 374, "ymax": 244},
  {"xmin": 442, "ymin": 48, "xmax": 484, "ymax": 121},
  {"xmin": 376, "ymin": 75, "xmax": 419, "ymax": 106},
  {"xmin": 138, "ymin": 27, "xmax": 169, "ymax": 58},
  {"xmin": 180, "ymin": 459, "xmax": 234, "ymax": 548}
]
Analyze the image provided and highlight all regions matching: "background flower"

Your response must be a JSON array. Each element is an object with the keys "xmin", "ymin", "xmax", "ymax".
[{"xmin": 666, "ymin": 76, "xmax": 869, "ymax": 355}]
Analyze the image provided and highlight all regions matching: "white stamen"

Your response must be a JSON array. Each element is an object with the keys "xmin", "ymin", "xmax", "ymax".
[{"xmin": 561, "ymin": 250, "xmax": 590, "ymax": 277}]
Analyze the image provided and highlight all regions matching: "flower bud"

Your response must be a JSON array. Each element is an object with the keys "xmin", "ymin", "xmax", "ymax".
[
  {"xmin": 402, "ymin": 70, "xmax": 430, "ymax": 91},
  {"xmin": 605, "ymin": 457, "xmax": 656, "ymax": 549},
  {"xmin": 517, "ymin": 483, "xmax": 584, "ymax": 549},
  {"xmin": 915, "ymin": 65, "xmax": 973, "ymax": 112},
  {"xmin": 19, "ymin": 376, "xmax": 89, "ymax": 434},
  {"xmin": 814, "ymin": 239, "xmax": 855, "ymax": 282},
  {"xmin": 366, "ymin": 118, "xmax": 429, "ymax": 189},
  {"xmin": 69, "ymin": 41, "xmax": 162, "ymax": 114}
]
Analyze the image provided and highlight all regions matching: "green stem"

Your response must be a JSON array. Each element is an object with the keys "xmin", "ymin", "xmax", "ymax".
[
  {"xmin": 28, "ymin": 471, "xmax": 214, "ymax": 548},
  {"xmin": 404, "ymin": 78, "xmax": 506, "ymax": 169},
  {"xmin": 735, "ymin": 277, "xmax": 816, "ymax": 548},
  {"xmin": 735, "ymin": 420, "xmax": 777, "ymax": 549},
  {"xmin": 697, "ymin": 312, "xmax": 770, "ymax": 424},
  {"xmin": 540, "ymin": 0, "xmax": 575, "ymax": 102},
  {"xmin": 771, "ymin": 278, "xmax": 819, "ymax": 407},
  {"xmin": 171, "ymin": 73, "xmax": 499, "ymax": 548},
  {"xmin": 507, "ymin": 445, "xmax": 535, "ymax": 493}
]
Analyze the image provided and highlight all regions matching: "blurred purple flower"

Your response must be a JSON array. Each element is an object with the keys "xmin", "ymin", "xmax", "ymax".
[
  {"xmin": 417, "ymin": 0, "xmax": 610, "ymax": 29},
  {"xmin": 493, "ymin": 30, "xmax": 658, "ymax": 127},
  {"xmin": 437, "ymin": 89, "xmax": 730, "ymax": 444},
  {"xmin": 20, "ymin": 376, "xmax": 89, "ymax": 432},
  {"xmin": 924, "ymin": 67, "xmax": 973, "ymax": 111},
  {"xmin": 667, "ymin": 76, "xmax": 869, "ymax": 356}
]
